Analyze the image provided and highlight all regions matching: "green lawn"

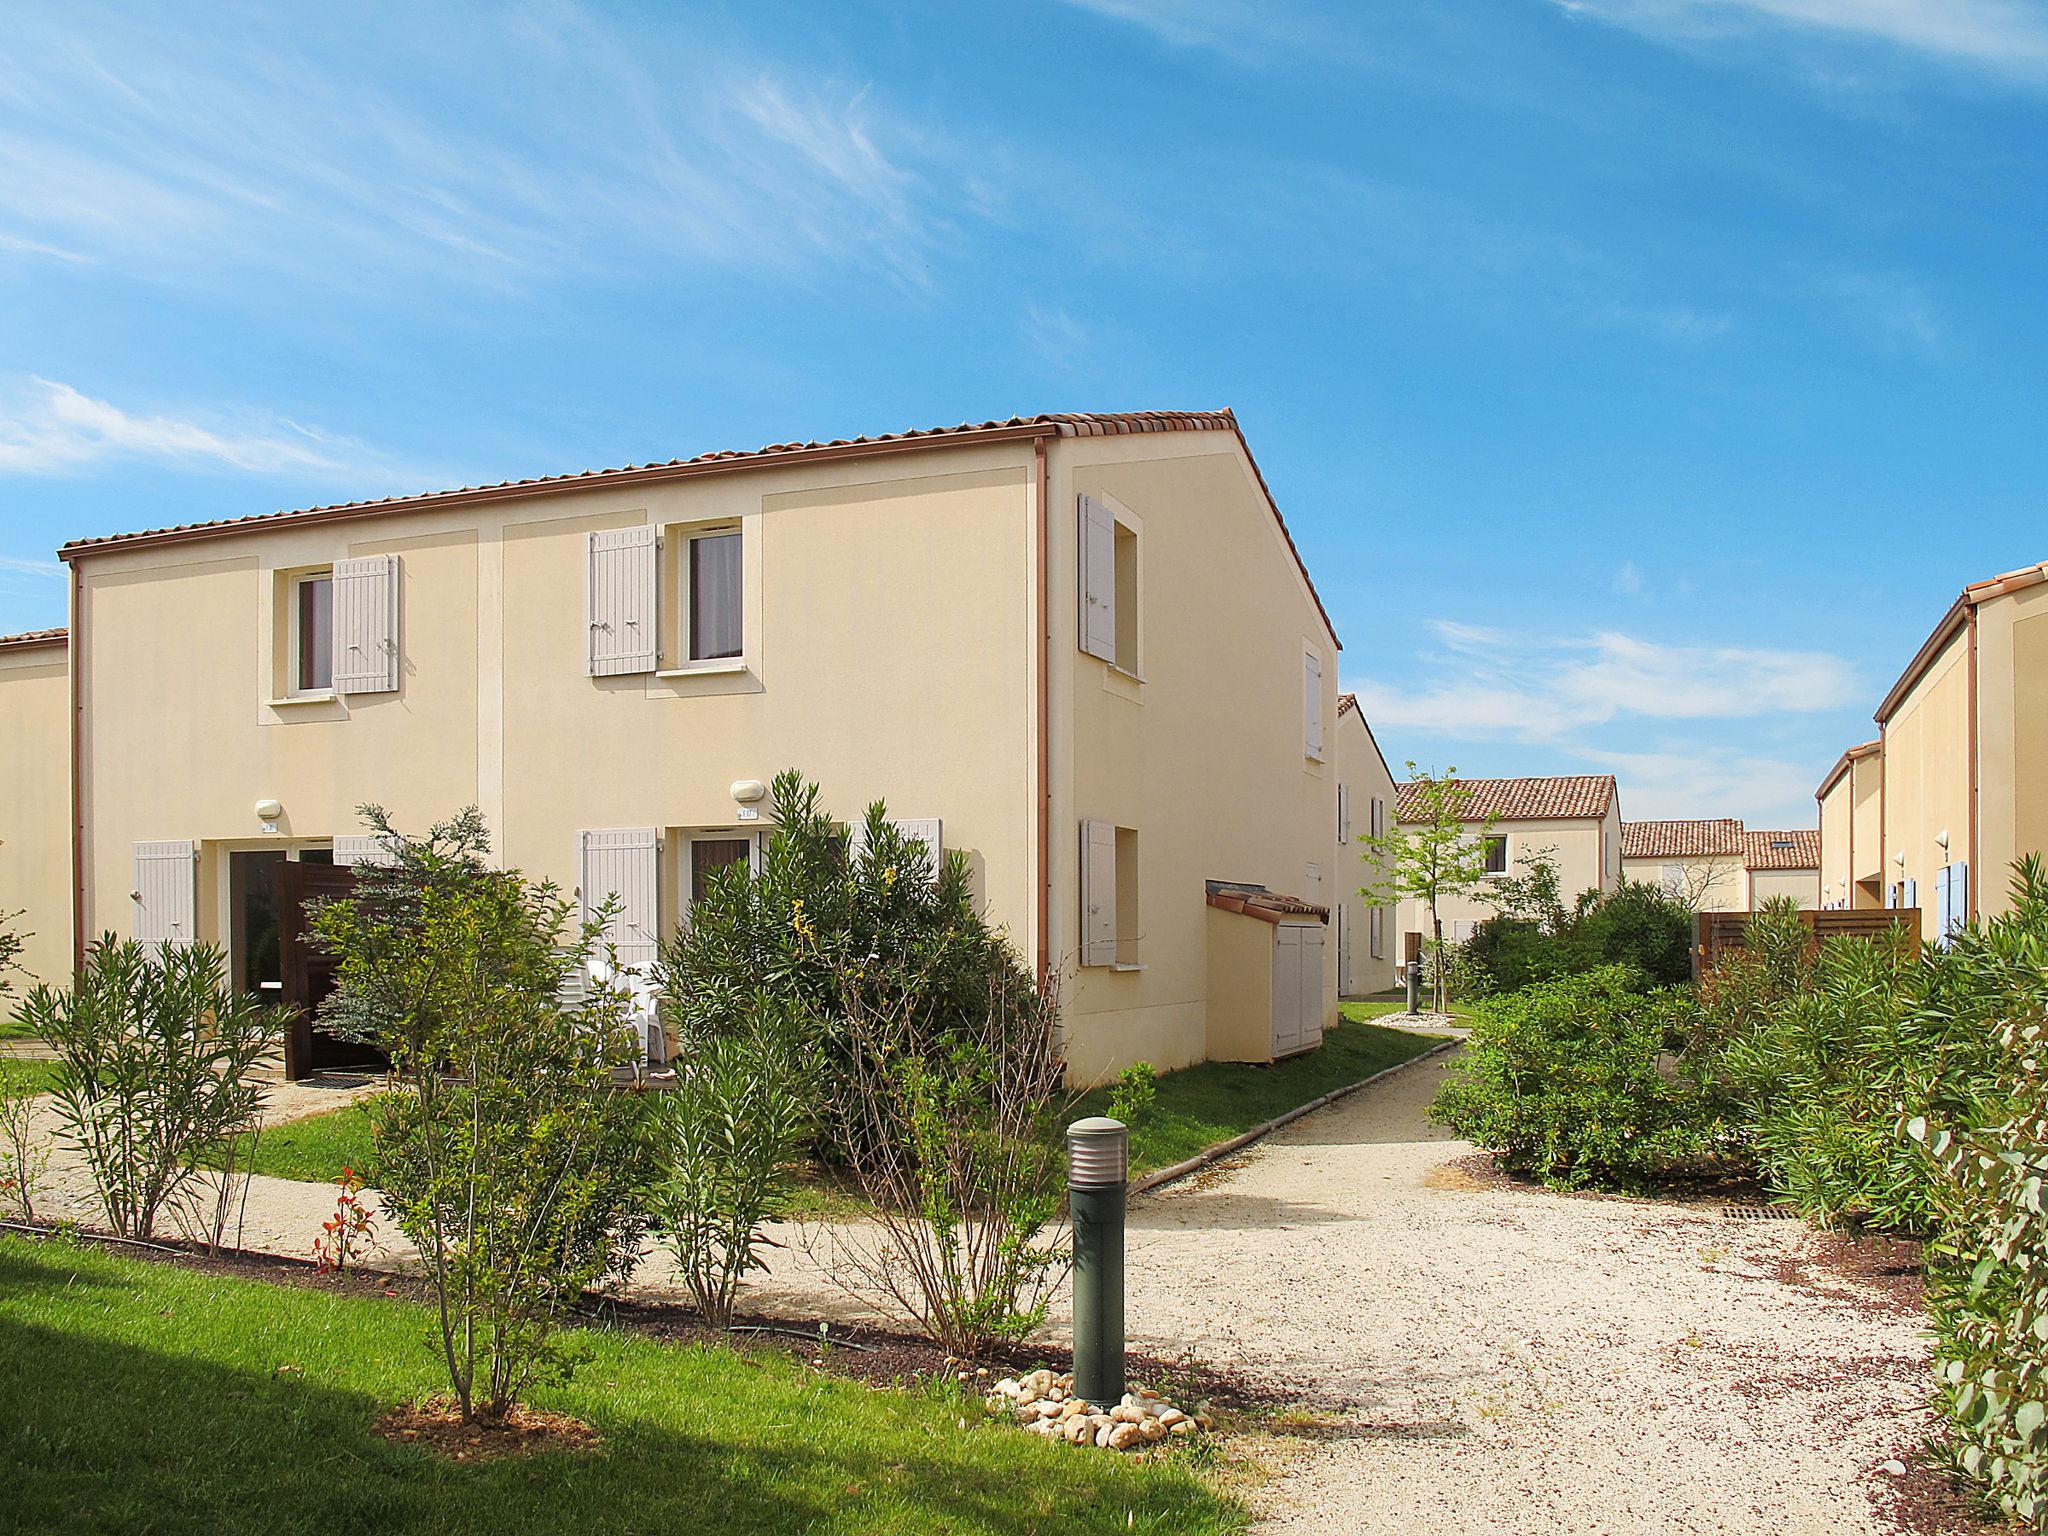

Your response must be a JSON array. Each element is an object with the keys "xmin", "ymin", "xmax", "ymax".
[
  {"xmin": 0, "ymin": 1233, "xmax": 1244, "ymax": 1536},
  {"xmin": 0, "ymin": 1057, "xmax": 57, "ymax": 1096},
  {"xmin": 1339, "ymin": 991, "xmax": 1476, "ymax": 1026},
  {"xmin": 239, "ymin": 1101, "xmax": 376, "ymax": 1184},
  {"xmin": 1072, "ymin": 1018, "xmax": 1450, "ymax": 1178}
]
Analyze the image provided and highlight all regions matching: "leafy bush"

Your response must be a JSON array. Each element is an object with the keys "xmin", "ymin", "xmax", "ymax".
[
  {"xmin": 1458, "ymin": 853, "xmax": 1692, "ymax": 998},
  {"xmin": 0, "ymin": 1076, "xmax": 49, "ymax": 1222},
  {"xmin": 22, "ymin": 937, "xmax": 285, "ymax": 1241},
  {"xmin": 1430, "ymin": 966, "xmax": 1730, "ymax": 1188},
  {"xmin": 1904, "ymin": 858, "xmax": 2048, "ymax": 1527},
  {"xmin": 312, "ymin": 806, "xmax": 656, "ymax": 1424},
  {"xmin": 651, "ymin": 993, "xmax": 818, "ymax": 1329},
  {"xmin": 1686, "ymin": 899, "xmax": 1987, "ymax": 1233},
  {"xmin": 654, "ymin": 772, "xmax": 1044, "ymax": 1157}
]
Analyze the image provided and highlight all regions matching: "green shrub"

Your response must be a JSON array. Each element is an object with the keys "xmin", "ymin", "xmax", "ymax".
[
  {"xmin": 1905, "ymin": 858, "xmax": 2048, "ymax": 1527},
  {"xmin": 23, "ymin": 937, "xmax": 285, "ymax": 1242},
  {"xmin": 1458, "ymin": 855, "xmax": 1692, "ymax": 998},
  {"xmin": 650, "ymin": 993, "xmax": 818, "ymax": 1329},
  {"xmin": 1430, "ymin": 965, "xmax": 1729, "ymax": 1188},
  {"xmin": 1576, "ymin": 881, "xmax": 1693, "ymax": 987},
  {"xmin": 312, "ymin": 806, "xmax": 657, "ymax": 1424}
]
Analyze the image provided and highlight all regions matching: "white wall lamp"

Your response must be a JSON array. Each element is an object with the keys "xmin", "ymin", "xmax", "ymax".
[
  {"xmin": 729, "ymin": 779, "xmax": 766, "ymax": 823},
  {"xmin": 1935, "ymin": 829, "xmax": 1950, "ymax": 852},
  {"xmin": 255, "ymin": 798, "xmax": 284, "ymax": 834}
]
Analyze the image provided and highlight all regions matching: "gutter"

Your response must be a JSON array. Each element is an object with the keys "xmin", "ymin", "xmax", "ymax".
[
  {"xmin": 1967, "ymin": 605, "xmax": 1980, "ymax": 921},
  {"xmin": 68, "ymin": 561, "xmax": 86, "ymax": 974},
  {"xmin": 1034, "ymin": 435, "xmax": 1052, "ymax": 985}
]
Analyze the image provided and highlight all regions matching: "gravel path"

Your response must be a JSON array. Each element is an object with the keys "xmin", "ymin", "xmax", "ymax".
[{"xmin": 12, "ymin": 1051, "xmax": 1970, "ymax": 1533}]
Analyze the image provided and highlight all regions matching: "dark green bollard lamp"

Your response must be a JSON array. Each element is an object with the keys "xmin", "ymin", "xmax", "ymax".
[{"xmin": 1067, "ymin": 1115, "xmax": 1129, "ymax": 1407}]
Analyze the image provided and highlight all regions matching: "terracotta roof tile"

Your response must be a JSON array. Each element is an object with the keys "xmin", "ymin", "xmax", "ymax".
[
  {"xmin": 1744, "ymin": 829, "xmax": 1820, "ymax": 871},
  {"xmin": 1395, "ymin": 774, "xmax": 1615, "ymax": 824},
  {"xmin": 1620, "ymin": 818, "xmax": 1744, "ymax": 859},
  {"xmin": 1337, "ymin": 691, "xmax": 1359, "ymax": 718},
  {"xmin": 1205, "ymin": 882, "xmax": 1329, "ymax": 923},
  {"xmin": 0, "ymin": 627, "xmax": 66, "ymax": 651}
]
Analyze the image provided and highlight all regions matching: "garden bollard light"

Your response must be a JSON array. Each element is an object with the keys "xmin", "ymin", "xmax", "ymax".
[
  {"xmin": 1405, "ymin": 958, "xmax": 1421, "ymax": 1015},
  {"xmin": 1067, "ymin": 1115, "xmax": 1128, "ymax": 1407}
]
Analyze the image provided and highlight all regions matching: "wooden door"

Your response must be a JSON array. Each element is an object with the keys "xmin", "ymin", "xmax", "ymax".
[
  {"xmin": 1299, "ymin": 926, "xmax": 1326, "ymax": 1049},
  {"xmin": 277, "ymin": 860, "xmax": 369, "ymax": 1079},
  {"xmin": 1271, "ymin": 925, "xmax": 1303, "ymax": 1057}
]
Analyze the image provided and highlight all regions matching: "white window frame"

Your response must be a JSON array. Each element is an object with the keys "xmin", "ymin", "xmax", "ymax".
[
  {"xmin": 287, "ymin": 568, "xmax": 335, "ymax": 700},
  {"xmin": 680, "ymin": 831, "xmax": 764, "ymax": 928},
  {"xmin": 660, "ymin": 521, "xmax": 748, "ymax": 677},
  {"xmin": 1478, "ymin": 832, "xmax": 1510, "ymax": 878}
]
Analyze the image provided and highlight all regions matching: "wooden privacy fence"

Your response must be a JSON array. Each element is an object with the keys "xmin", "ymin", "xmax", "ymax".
[{"xmin": 1694, "ymin": 909, "xmax": 1921, "ymax": 975}]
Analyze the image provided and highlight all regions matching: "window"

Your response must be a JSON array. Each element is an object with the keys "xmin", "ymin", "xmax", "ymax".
[
  {"xmin": 1115, "ymin": 827, "xmax": 1140, "ymax": 967},
  {"xmin": 1113, "ymin": 522, "xmax": 1138, "ymax": 673},
  {"xmin": 1080, "ymin": 819, "xmax": 1140, "ymax": 968},
  {"xmin": 292, "ymin": 571, "xmax": 333, "ymax": 694},
  {"xmin": 688, "ymin": 530, "xmax": 742, "ymax": 661},
  {"xmin": 1481, "ymin": 835, "xmax": 1508, "ymax": 875}
]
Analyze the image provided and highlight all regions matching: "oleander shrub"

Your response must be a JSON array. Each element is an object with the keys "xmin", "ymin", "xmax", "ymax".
[
  {"xmin": 1459, "ymin": 859, "xmax": 1692, "ymax": 999},
  {"xmin": 1904, "ymin": 858, "xmax": 2048, "ymax": 1528},
  {"xmin": 1429, "ymin": 965, "xmax": 1730, "ymax": 1188}
]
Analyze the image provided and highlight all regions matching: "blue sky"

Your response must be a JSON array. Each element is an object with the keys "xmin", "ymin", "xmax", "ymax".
[{"xmin": 3, "ymin": 1, "xmax": 2044, "ymax": 829}]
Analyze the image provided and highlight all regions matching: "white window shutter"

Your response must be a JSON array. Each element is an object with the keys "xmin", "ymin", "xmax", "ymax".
[
  {"xmin": 1299, "ymin": 924, "xmax": 1326, "ymax": 1048},
  {"xmin": 587, "ymin": 526, "xmax": 658, "ymax": 677},
  {"xmin": 886, "ymin": 818, "xmax": 944, "ymax": 879},
  {"xmin": 133, "ymin": 840, "xmax": 198, "ymax": 948},
  {"xmin": 1950, "ymin": 862, "xmax": 1968, "ymax": 938},
  {"xmin": 1272, "ymin": 925, "xmax": 1302, "ymax": 1055},
  {"xmin": 1304, "ymin": 651, "xmax": 1323, "ymax": 759},
  {"xmin": 1080, "ymin": 819, "xmax": 1116, "ymax": 966},
  {"xmin": 333, "ymin": 834, "xmax": 399, "ymax": 868},
  {"xmin": 1903, "ymin": 876, "xmax": 1918, "ymax": 912},
  {"xmin": 1370, "ymin": 903, "xmax": 1384, "ymax": 959},
  {"xmin": 333, "ymin": 554, "xmax": 401, "ymax": 694},
  {"xmin": 1078, "ymin": 495, "xmax": 1117, "ymax": 662},
  {"xmin": 579, "ymin": 828, "xmax": 661, "ymax": 1016},
  {"xmin": 1338, "ymin": 784, "xmax": 1351, "ymax": 843}
]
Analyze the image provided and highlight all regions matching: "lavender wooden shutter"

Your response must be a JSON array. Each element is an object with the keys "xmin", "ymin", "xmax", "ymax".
[
  {"xmin": 1080, "ymin": 819, "xmax": 1117, "ymax": 966},
  {"xmin": 1078, "ymin": 496, "xmax": 1117, "ymax": 662},
  {"xmin": 333, "ymin": 555, "xmax": 401, "ymax": 694},
  {"xmin": 587, "ymin": 527, "xmax": 658, "ymax": 676}
]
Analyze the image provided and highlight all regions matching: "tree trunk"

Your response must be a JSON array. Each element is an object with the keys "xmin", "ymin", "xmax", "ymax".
[{"xmin": 1431, "ymin": 911, "xmax": 1446, "ymax": 1014}]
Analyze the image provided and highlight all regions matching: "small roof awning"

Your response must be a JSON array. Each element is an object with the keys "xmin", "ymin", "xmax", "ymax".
[{"xmin": 1205, "ymin": 880, "xmax": 1328, "ymax": 924}]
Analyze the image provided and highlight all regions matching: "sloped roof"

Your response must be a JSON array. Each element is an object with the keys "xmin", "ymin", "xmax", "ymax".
[
  {"xmin": 0, "ymin": 627, "xmax": 66, "ymax": 652},
  {"xmin": 1745, "ymin": 829, "xmax": 1821, "ymax": 871},
  {"xmin": 1335, "ymin": 692, "xmax": 1396, "ymax": 788},
  {"xmin": 1205, "ymin": 883, "xmax": 1329, "ymax": 924},
  {"xmin": 1816, "ymin": 739, "xmax": 1881, "ymax": 800},
  {"xmin": 1876, "ymin": 559, "xmax": 2048, "ymax": 724},
  {"xmin": 1620, "ymin": 818, "xmax": 1744, "ymax": 860},
  {"xmin": 1395, "ymin": 774, "xmax": 1616, "ymax": 824}
]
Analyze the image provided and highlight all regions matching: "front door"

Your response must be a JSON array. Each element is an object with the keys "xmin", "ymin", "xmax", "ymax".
[{"xmin": 277, "ymin": 860, "xmax": 381, "ymax": 1079}]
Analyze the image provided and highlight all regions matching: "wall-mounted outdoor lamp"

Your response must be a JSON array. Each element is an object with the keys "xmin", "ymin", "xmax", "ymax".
[
  {"xmin": 1067, "ymin": 1115, "xmax": 1129, "ymax": 1407},
  {"xmin": 1895, "ymin": 850, "xmax": 1907, "ymax": 867},
  {"xmin": 729, "ymin": 779, "xmax": 767, "ymax": 805},
  {"xmin": 255, "ymin": 798, "xmax": 284, "ymax": 833},
  {"xmin": 1935, "ymin": 829, "xmax": 1950, "ymax": 851}
]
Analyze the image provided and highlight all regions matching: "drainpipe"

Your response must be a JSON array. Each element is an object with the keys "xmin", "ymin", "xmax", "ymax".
[
  {"xmin": 67, "ymin": 555, "xmax": 86, "ymax": 975},
  {"xmin": 1034, "ymin": 435, "xmax": 1052, "ymax": 987},
  {"xmin": 1966, "ymin": 604, "xmax": 1980, "ymax": 921}
]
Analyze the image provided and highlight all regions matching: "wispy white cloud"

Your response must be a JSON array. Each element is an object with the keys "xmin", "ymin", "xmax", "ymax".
[
  {"xmin": 1825, "ymin": 268, "xmax": 1945, "ymax": 350},
  {"xmin": 1055, "ymin": 0, "xmax": 1358, "ymax": 62},
  {"xmin": 0, "ymin": 229, "xmax": 89, "ymax": 264},
  {"xmin": 1569, "ymin": 742, "xmax": 1823, "ymax": 824},
  {"xmin": 1612, "ymin": 560, "xmax": 1647, "ymax": 597},
  {"xmin": 0, "ymin": 5, "xmax": 965, "ymax": 294},
  {"xmin": 0, "ymin": 378, "xmax": 415, "ymax": 484},
  {"xmin": 1553, "ymin": 0, "xmax": 2048, "ymax": 81},
  {"xmin": 1351, "ymin": 620, "xmax": 1856, "ymax": 741},
  {"xmin": 0, "ymin": 554, "xmax": 62, "ymax": 579}
]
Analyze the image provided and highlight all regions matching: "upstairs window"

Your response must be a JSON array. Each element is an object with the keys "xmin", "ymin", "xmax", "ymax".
[
  {"xmin": 1481, "ymin": 834, "xmax": 1509, "ymax": 875},
  {"xmin": 292, "ymin": 571, "xmax": 333, "ymax": 695},
  {"xmin": 689, "ymin": 530, "xmax": 742, "ymax": 661}
]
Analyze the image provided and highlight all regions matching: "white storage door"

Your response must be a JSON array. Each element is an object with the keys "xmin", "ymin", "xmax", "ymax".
[
  {"xmin": 889, "ymin": 817, "xmax": 944, "ymax": 878},
  {"xmin": 578, "ymin": 828, "xmax": 660, "ymax": 1018},
  {"xmin": 1272, "ymin": 924, "xmax": 1303, "ymax": 1056},
  {"xmin": 133, "ymin": 840, "xmax": 198, "ymax": 948},
  {"xmin": 1298, "ymin": 925, "xmax": 1326, "ymax": 1049},
  {"xmin": 334, "ymin": 834, "xmax": 399, "ymax": 867},
  {"xmin": 587, "ymin": 526, "xmax": 659, "ymax": 676},
  {"xmin": 333, "ymin": 554, "xmax": 401, "ymax": 694}
]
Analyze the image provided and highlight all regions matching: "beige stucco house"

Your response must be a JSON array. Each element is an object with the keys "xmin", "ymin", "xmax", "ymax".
[
  {"xmin": 1817, "ymin": 559, "xmax": 2048, "ymax": 943},
  {"xmin": 1392, "ymin": 774, "xmax": 1621, "ymax": 959},
  {"xmin": 1331, "ymin": 693, "xmax": 1398, "ymax": 997},
  {"xmin": 0, "ymin": 628, "xmax": 71, "ymax": 994},
  {"xmin": 1817, "ymin": 739, "xmax": 1883, "ymax": 910},
  {"xmin": 1620, "ymin": 818, "xmax": 1747, "ymax": 911},
  {"xmin": 1743, "ymin": 829, "xmax": 1820, "ymax": 908},
  {"xmin": 50, "ymin": 409, "xmax": 1343, "ymax": 1084}
]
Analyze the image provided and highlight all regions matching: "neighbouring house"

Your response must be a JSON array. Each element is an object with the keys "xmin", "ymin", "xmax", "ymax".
[
  {"xmin": 1331, "ymin": 693, "xmax": 1398, "ymax": 997},
  {"xmin": 0, "ymin": 628, "xmax": 71, "ymax": 993},
  {"xmin": 1817, "ymin": 739, "xmax": 1883, "ymax": 911},
  {"xmin": 1818, "ymin": 559, "xmax": 2048, "ymax": 944},
  {"xmin": 47, "ymin": 409, "xmax": 1343, "ymax": 1084},
  {"xmin": 1393, "ymin": 774, "xmax": 1621, "ymax": 961},
  {"xmin": 1619, "ymin": 818, "xmax": 1747, "ymax": 911},
  {"xmin": 1743, "ymin": 828, "xmax": 1821, "ymax": 908}
]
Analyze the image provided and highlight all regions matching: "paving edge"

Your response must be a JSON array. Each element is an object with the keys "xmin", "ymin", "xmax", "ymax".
[{"xmin": 1127, "ymin": 1037, "xmax": 1461, "ymax": 1199}]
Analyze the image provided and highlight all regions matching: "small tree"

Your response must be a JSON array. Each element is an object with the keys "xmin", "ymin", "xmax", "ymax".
[
  {"xmin": 0, "ymin": 908, "xmax": 25, "ymax": 1009},
  {"xmin": 1662, "ymin": 856, "xmax": 1738, "ymax": 915},
  {"xmin": 1358, "ymin": 765, "xmax": 1499, "ymax": 1012},
  {"xmin": 312, "ymin": 806, "xmax": 656, "ymax": 1425},
  {"xmin": 24, "ymin": 937, "xmax": 284, "ymax": 1241}
]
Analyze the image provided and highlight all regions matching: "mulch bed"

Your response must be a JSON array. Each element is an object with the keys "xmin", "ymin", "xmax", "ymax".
[{"xmin": 373, "ymin": 1398, "xmax": 602, "ymax": 1461}]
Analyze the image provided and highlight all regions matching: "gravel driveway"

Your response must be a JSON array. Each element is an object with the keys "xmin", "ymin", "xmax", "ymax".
[{"xmin": 1118, "ymin": 1047, "xmax": 1956, "ymax": 1536}]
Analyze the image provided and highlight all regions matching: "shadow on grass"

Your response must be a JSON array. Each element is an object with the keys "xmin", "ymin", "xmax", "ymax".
[{"xmin": 0, "ymin": 1243, "xmax": 1236, "ymax": 1536}]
